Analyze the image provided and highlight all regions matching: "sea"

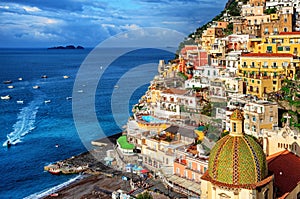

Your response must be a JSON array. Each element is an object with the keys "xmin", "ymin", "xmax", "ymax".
[{"xmin": 0, "ymin": 47, "xmax": 175, "ymax": 199}]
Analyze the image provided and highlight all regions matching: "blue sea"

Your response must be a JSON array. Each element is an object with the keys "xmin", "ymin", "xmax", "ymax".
[{"xmin": 0, "ymin": 47, "xmax": 175, "ymax": 198}]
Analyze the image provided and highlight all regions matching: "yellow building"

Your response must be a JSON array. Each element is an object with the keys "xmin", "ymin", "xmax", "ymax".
[
  {"xmin": 238, "ymin": 52, "xmax": 298, "ymax": 98},
  {"xmin": 251, "ymin": 32, "xmax": 300, "ymax": 57}
]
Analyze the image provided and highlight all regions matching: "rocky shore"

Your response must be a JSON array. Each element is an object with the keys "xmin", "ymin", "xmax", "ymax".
[{"xmin": 42, "ymin": 133, "xmax": 126, "ymax": 198}]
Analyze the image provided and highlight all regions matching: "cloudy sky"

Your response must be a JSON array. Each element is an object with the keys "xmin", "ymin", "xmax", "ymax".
[{"xmin": 0, "ymin": 0, "xmax": 227, "ymax": 48}]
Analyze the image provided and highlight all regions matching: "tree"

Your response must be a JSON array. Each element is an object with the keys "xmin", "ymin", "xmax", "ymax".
[{"xmin": 136, "ymin": 191, "xmax": 153, "ymax": 199}]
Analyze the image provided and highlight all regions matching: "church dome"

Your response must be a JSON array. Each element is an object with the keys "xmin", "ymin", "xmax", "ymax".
[
  {"xmin": 207, "ymin": 109, "xmax": 267, "ymax": 188},
  {"xmin": 207, "ymin": 133, "xmax": 268, "ymax": 188}
]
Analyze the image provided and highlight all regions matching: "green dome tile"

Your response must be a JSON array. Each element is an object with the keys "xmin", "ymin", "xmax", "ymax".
[{"xmin": 208, "ymin": 134, "xmax": 267, "ymax": 186}]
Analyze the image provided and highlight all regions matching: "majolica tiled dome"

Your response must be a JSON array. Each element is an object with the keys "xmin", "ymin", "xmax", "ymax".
[{"xmin": 207, "ymin": 109, "xmax": 267, "ymax": 188}]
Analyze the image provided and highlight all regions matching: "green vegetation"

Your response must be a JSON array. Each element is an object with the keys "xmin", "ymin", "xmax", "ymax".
[
  {"xmin": 137, "ymin": 192, "xmax": 153, "ymax": 199},
  {"xmin": 177, "ymin": 72, "xmax": 188, "ymax": 80},
  {"xmin": 226, "ymin": 1, "xmax": 241, "ymax": 16},
  {"xmin": 264, "ymin": 8, "xmax": 277, "ymax": 15},
  {"xmin": 201, "ymin": 102, "xmax": 212, "ymax": 116},
  {"xmin": 224, "ymin": 23, "xmax": 233, "ymax": 36}
]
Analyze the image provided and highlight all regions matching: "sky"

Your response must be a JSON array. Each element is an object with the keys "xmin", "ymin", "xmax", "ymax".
[{"xmin": 0, "ymin": 0, "xmax": 228, "ymax": 48}]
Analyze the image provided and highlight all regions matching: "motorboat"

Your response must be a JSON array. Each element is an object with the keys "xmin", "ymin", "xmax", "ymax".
[
  {"xmin": 7, "ymin": 85, "xmax": 14, "ymax": 89},
  {"xmin": 1, "ymin": 95, "xmax": 11, "ymax": 100},
  {"xmin": 63, "ymin": 75, "xmax": 69, "ymax": 79},
  {"xmin": 18, "ymin": 77, "xmax": 23, "ymax": 81},
  {"xmin": 66, "ymin": 97, "xmax": 72, "ymax": 100},
  {"xmin": 44, "ymin": 100, "xmax": 51, "ymax": 104},
  {"xmin": 77, "ymin": 90, "xmax": 83, "ymax": 93},
  {"xmin": 41, "ymin": 75, "xmax": 48, "ymax": 79},
  {"xmin": 114, "ymin": 85, "xmax": 119, "ymax": 89},
  {"xmin": 32, "ymin": 85, "xmax": 40, "ymax": 89},
  {"xmin": 48, "ymin": 168, "xmax": 60, "ymax": 175},
  {"xmin": 3, "ymin": 80, "xmax": 12, "ymax": 84},
  {"xmin": 17, "ymin": 100, "xmax": 24, "ymax": 104}
]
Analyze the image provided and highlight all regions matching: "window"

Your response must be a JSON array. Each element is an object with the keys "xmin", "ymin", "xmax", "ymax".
[
  {"xmin": 252, "ymin": 125, "xmax": 256, "ymax": 132},
  {"xmin": 233, "ymin": 123, "xmax": 237, "ymax": 132},
  {"xmin": 270, "ymin": 116, "xmax": 273, "ymax": 122},
  {"xmin": 245, "ymin": 123, "xmax": 250, "ymax": 130},
  {"xmin": 252, "ymin": 116, "xmax": 256, "ymax": 122},
  {"xmin": 245, "ymin": 114, "xmax": 249, "ymax": 119},
  {"xmin": 176, "ymin": 168, "xmax": 180, "ymax": 175}
]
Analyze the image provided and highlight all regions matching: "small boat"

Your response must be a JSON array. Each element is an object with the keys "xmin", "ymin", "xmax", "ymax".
[
  {"xmin": 114, "ymin": 85, "xmax": 119, "ymax": 89},
  {"xmin": 18, "ymin": 77, "xmax": 23, "ymax": 81},
  {"xmin": 32, "ymin": 85, "xmax": 40, "ymax": 89},
  {"xmin": 48, "ymin": 168, "xmax": 60, "ymax": 175},
  {"xmin": 6, "ymin": 140, "xmax": 11, "ymax": 148},
  {"xmin": 3, "ymin": 80, "xmax": 12, "ymax": 84},
  {"xmin": 1, "ymin": 95, "xmax": 11, "ymax": 100},
  {"xmin": 63, "ymin": 75, "xmax": 69, "ymax": 79},
  {"xmin": 44, "ymin": 100, "xmax": 51, "ymax": 104},
  {"xmin": 77, "ymin": 90, "xmax": 83, "ymax": 93},
  {"xmin": 7, "ymin": 85, "xmax": 14, "ymax": 89},
  {"xmin": 66, "ymin": 97, "xmax": 72, "ymax": 100},
  {"xmin": 49, "ymin": 193, "xmax": 59, "ymax": 197},
  {"xmin": 41, "ymin": 75, "xmax": 48, "ymax": 79},
  {"xmin": 17, "ymin": 100, "xmax": 24, "ymax": 104}
]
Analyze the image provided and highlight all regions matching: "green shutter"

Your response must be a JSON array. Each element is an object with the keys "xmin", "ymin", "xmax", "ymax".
[{"xmin": 277, "ymin": 46, "xmax": 283, "ymax": 51}]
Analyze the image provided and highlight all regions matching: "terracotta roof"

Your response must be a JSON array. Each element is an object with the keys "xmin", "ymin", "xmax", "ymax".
[
  {"xmin": 267, "ymin": 150, "xmax": 300, "ymax": 198},
  {"xmin": 162, "ymin": 88, "xmax": 188, "ymax": 95},
  {"xmin": 241, "ymin": 53, "xmax": 294, "ymax": 57},
  {"xmin": 279, "ymin": 32, "xmax": 300, "ymax": 35}
]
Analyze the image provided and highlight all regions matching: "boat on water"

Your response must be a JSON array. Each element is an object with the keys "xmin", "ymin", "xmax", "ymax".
[
  {"xmin": 114, "ymin": 85, "xmax": 119, "ymax": 89},
  {"xmin": 44, "ymin": 100, "xmax": 51, "ymax": 104},
  {"xmin": 66, "ymin": 97, "xmax": 72, "ymax": 100},
  {"xmin": 3, "ymin": 80, "xmax": 12, "ymax": 84},
  {"xmin": 7, "ymin": 85, "xmax": 14, "ymax": 89},
  {"xmin": 6, "ymin": 140, "xmax": 11, "ymax": 148},
  {"xmin": 48, "ymin": 168, "xmax": 60, "ymax": 175},
  {"xmin": 1, "ymin": 95, "xmax": 11, "ymax": 100},
  {"xmin": 41, "ymin": 75, "xmax": 48, "ymax": 79},
  {"xmin": 77, "ymin": 90, "xmax": 83, "ymax": 93},
  {"xmin": 17, "ymin": 100, "xmax": 24, "ymax": 104},
  {"xmin": 63, "ymin": 75, "xmax": 69, "ymax": 79},
  {"xmin": 18, "ymin": 77, "xmax": 23, "ymax": 81},
  {"xmin": 32, "ymin": 85, "xmax": 40, "ymax": 89}
]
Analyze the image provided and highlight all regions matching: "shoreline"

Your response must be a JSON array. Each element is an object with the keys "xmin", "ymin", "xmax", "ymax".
[{"xmin": 40, "ymin": 132, "xmax": 124, "ymax": 198}]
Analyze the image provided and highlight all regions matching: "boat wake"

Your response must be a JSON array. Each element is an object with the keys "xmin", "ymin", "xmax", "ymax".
[
  {"xmin": 2, "ymin": 100, "xmax": 40, "ymax": 147},
  {"xmin": 23, "ymin": 175, "xmax": 83, "ymax": 199}
]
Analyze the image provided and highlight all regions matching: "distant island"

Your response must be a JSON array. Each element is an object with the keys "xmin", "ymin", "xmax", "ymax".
[{"xmin": 47, "ymin": 45, "xmax": 84, "ymax": 50}]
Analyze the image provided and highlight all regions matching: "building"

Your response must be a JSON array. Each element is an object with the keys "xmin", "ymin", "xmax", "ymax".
[
  {"xmin": 243, "ymin": 100, "xmax": 278, "ymax": 137},
  {"xmin": 238, "ymin": 52, "xmax": 297, "ymax": 98},
  {"xmin": 201, "ymin": 109, "xmax": 274, "ymax": 199},
  {"xmin": 261, "ymin": 114, "xmax": 300, "ymax": 156}
]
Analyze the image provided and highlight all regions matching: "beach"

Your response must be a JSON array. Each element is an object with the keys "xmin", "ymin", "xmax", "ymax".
[{"xmin": 42, "ymin": 133, "xmax": 126, "ymax": 199}]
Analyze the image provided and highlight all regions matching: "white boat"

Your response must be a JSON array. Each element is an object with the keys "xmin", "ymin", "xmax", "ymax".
[
  {"xmin": 114, "ymin": 85, "xmax": 119, "ymax": 89},
  {"xmin": 77, "ymin": 90, "xmax": 83, "ymax": 93},
  {"xmin": 44, "ymin": 100, "xmax": 51, "ymax": 104},
  {"xmin": 1, "ymin": 95, "xmax": 11, "ymax": 100},
  {"xmin": 7, "ymin": 85, "xmax": 14, "ymax": 89},
  {"xmin": 18, "ymin": 77, "xmax": 23, "ymax": 81},
  {"xmin": 32, "ymin": 85, "xmax": 40, "ymax": 89},
  {"xmin": 63, "ymin": 75, "xmax": 69, "ymax": 79},
  {"xmin": 17, "ymin": 100, "xmax": 24, "ymax": 104},
  {"xmin": 66, "ymin": 97, "xmax": 72, "ymax": 100}
]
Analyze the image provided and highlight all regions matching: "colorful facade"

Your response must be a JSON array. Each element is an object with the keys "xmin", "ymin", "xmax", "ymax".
[{"xmin": 238, "ymin": 52, "xmax": 297, "ymax": 98}]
